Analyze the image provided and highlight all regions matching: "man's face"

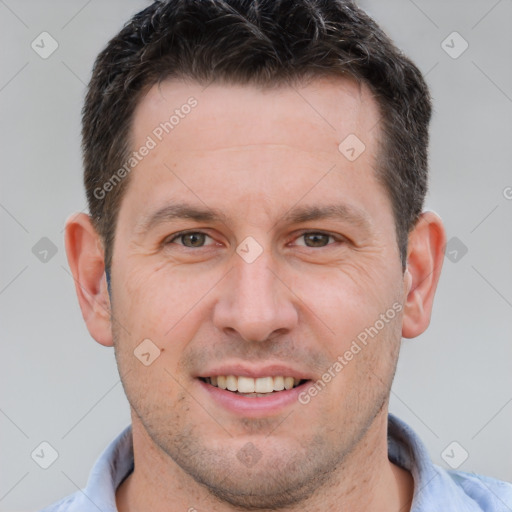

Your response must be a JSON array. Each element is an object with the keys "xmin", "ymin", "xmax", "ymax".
[{"xmin": 110, "ymin": 77, "xmax": 407, "ymax": 507}]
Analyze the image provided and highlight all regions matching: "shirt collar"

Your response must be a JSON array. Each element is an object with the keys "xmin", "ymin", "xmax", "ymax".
[{"xmin": 388, "ymin": 412, "xmax": 484, "ymax": 511}]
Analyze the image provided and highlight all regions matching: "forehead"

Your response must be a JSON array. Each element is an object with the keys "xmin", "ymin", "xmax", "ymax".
[
  {"xmin": 119, "ymin": 76, "xmax": 391, "ymax": 235},
  {"xmin": 131, "ymin": 76, "xmax": 381, "ymax": 158}
]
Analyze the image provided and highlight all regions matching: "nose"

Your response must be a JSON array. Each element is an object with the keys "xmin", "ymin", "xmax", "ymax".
[{"xmin": 212, "ymin": 245, "xmax": 299, "ymax": 343}]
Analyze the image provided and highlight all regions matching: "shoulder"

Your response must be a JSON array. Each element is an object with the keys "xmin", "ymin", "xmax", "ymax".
[
  {"xmin": 446, "ymin": 468, "xmax": 512, "ymax": 511},
  {"xmin": 36, "ymin": 425, "xmax": 133, "ymax": 512},
  {"xmin": 37, "ymin": 491, "xmax": 82, "ymax": 512}
]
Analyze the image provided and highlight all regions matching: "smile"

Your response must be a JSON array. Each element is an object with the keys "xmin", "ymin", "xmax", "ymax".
[{"xmin": 200, "ymin": 376, "xmax": 307, "ymax": 396}]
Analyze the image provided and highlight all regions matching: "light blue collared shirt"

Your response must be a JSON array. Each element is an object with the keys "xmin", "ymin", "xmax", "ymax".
[{"xmin": 39, "ymin": 413, "xmax": 512, "ymax": 511}]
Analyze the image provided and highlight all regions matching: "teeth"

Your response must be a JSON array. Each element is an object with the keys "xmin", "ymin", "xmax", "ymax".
[
  {"xmin": 207, "ymin": 375, "xmax": 304, "ymax": 393},
  {"xmin": 273, "ymin": 376, "xmax": 285, "ymax": 391},
  {"xmin": 217, "ymin": 375, "xmax": 227, "ymax": 389},
  {"xmin": 238, "ymin": 376, "xmax": 255, "ymax": 393},
  {"xmin": 226, "ymin": 375, "xmax": 238, "ymax": 392},
  {"xmin": 255, "ymin": 376, "xmax": 274, "ymax": 393}
]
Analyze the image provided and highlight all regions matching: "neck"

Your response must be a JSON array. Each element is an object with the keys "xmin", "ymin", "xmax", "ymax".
[{"xmin": 116, "ymin": 409, "xmax": 414, "ymax": 512}]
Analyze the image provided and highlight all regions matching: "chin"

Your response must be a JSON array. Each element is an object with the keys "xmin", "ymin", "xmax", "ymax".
[
  {"xmin": 194, "ymin": 463, "xmax": 325, "ymax": 510},
  {"xmin": 166, "ymin": 438, "xmax": 341, "ymax": 510}
]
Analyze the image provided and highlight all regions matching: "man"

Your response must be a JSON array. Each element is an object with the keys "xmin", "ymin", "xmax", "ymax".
[{"xmin": 41, "ymin": 0, "xmax": 511, "ymax": 511}]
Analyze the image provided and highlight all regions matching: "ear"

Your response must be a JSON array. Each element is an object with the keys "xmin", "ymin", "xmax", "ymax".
[
  {"xmin": 64, "ymin": 213, "xmax": 113, "ymax": 347},
  {"xmin": 402, "ymin": 211, "xmax": 446, "ymax": 339}
]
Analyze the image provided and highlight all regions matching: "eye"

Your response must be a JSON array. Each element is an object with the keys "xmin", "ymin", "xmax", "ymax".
[
  {"xmin": 293, "ymin": 232, "xmax": 340, "ymax": 248},
  {"xmin": 164, "ymin": 230, "xmax": 343, "ymax": 250},
  {"xmin": 166, "ymin": 231, "xmax": 215, "ymax": 248}
]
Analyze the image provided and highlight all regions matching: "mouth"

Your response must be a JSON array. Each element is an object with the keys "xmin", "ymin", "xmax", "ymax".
[{"xmin": 199, "ymin": 375, "xmax": 309, "ymax": 397}]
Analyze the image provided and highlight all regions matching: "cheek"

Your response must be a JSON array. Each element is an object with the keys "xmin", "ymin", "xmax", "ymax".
[
  {"xmin": 294, "ymin": 263, "xmax": 404, "ymax": 396},
  {"xmin": 117, "ymin": 263, "xmax": 216, "ymax": 341},
  {"xmin": 310, "ymin": 313, "xmax": 402, "ymax": 423},
  {"xmin": 292, "ymin": 263, "xmax": 397, "ymax": 344}
]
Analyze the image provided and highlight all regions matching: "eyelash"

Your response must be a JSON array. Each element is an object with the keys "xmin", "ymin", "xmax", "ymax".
[{"xmin": 164, "ymin": 230, "xmax": 344, "ymax": 249}]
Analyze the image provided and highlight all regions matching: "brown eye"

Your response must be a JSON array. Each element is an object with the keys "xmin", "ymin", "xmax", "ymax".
[
  {"xmin": 168, "ymin": 232, "xmax": 211, "ymax": 247},
  {"xmin": 303, "ymin": 233, "xmax": 330, "ymax": 247},
  {"xmin": 181, "ymin": 233, "xmax": 206, "ymax": 247},
  {"xmin": 295, "ymin": 232, "xmax": 337, "ymax": 248}
]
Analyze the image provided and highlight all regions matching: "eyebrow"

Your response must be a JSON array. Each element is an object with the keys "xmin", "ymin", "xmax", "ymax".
[
  {"xmin": 135, "ymin": 201, "xmax": 372, "ymax": 234},
  {"xmin": 135, "ymin": 203, "xmax": 229, "ymax": 234},
  {"xmin": 281, "ymin": 203, "xmax": 372, "ymax": 231}
]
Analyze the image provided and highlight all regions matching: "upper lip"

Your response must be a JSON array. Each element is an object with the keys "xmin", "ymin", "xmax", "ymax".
[{"xmin": 196, "ymin": 363, "xmax": 315, "ymax": 380}]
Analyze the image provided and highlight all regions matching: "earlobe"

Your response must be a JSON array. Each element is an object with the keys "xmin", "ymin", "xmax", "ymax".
[
  {"xmin": 402, "ymin": 211, "xmax": 446, "ymax": 339},
  {"xmin": 64, "ymin": 213, "xmax": 113, "ymax": 347}
]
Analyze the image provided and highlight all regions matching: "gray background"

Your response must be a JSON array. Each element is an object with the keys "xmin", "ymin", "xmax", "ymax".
[{"xmin": 1, "ymin": 1, "xmax": 511, "ymax": 511}]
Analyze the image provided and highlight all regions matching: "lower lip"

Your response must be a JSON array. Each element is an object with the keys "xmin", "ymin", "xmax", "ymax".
[{"xmin": 197, "ymin": 379, "xmax": 310, "ymax": 416}]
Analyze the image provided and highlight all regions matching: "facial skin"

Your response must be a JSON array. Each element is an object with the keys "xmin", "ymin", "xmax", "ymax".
[{"xmin": 65, "ymin": 76, "xmax": 445, "ymax": 512}]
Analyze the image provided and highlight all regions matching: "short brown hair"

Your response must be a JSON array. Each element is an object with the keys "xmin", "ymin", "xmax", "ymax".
[{"xmin": 82, "ymin": 0, "xmax": 431, "ymax": 271}]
